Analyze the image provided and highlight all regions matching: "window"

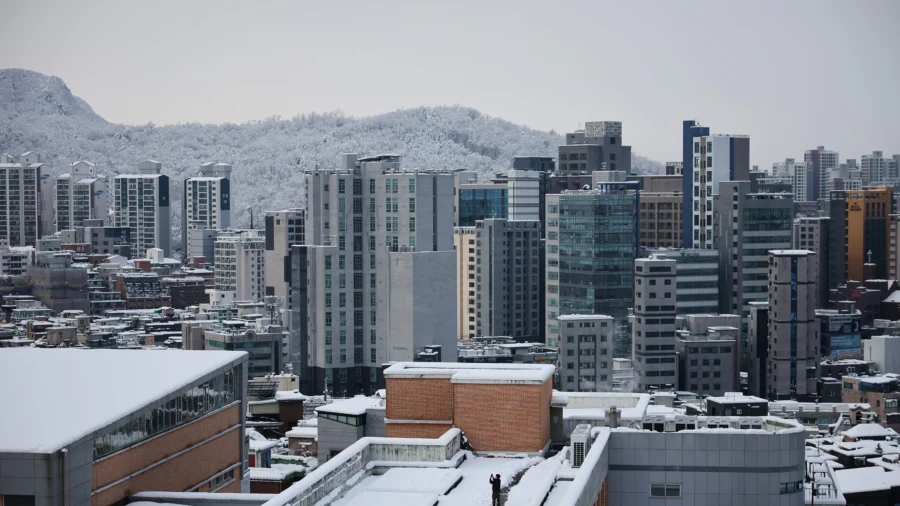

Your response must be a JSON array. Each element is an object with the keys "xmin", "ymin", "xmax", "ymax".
[
  {"xmin": 409, "ymin": 197, "xmax": 416, "ymax": 212},
  {"xmin": 409, "ymin": 217, "xmax": 416, "ymax": 232},
  {"xmin": 650, "ymin": 483, "xmax": 681, "ymax": 498},
  {"xmin": 338, "ymin": 180, "xmax": 346, "ymax": 194},
  {"xmin": 325, "ymin": 330, "xmax": 332, "ymax": 345}
]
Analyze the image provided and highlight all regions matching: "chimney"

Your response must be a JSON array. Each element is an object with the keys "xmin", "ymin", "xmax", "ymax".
[{"xmin": 608, "ymin": 406, "xmax": 620, "ymax": 429}]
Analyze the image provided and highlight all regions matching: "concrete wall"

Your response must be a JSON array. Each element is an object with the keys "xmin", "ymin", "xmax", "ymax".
[
  {"xmin": 607, "ymin": 429, "xmax": 805, "ymax": 506},
  {"xmin": 0, "ymin": 436, "xmax": 93, "ymax": 506},
  {"xmin": 315, "ymin": 417, "xmax": 365, "ymax": 462}
]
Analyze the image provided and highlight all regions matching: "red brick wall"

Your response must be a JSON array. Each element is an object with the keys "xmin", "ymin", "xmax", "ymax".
[
  {"xmin": 250, "ymin": 480, "xmax": 288, "ymax": 493},
  {"xmin": 386, "ymin": 377, "xmax": 452, "ymax": 421},
  {"xmin": 92, "ymin": 405, "xmax": 241, "ymax": 505}
]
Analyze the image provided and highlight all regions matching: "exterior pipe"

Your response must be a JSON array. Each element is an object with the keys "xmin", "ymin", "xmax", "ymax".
[{"xmin": 60, "ymin": 448, "xmax": 68, "ymax": 506}]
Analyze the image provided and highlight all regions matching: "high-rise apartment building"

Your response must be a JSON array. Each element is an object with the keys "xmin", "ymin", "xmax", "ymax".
[
  {"xmin": 295, "ymin": 153, "xmax": 456, "ymax": 396},
  {"xmin": 264, "ymin": 209, "xmax": 305, "ymax": 307},
  {"xmin": 0, "ymin": 152, "xmax": 44, "ymax": 247},
  {"xmin": 680, "ymin": 121, "xmax": 709, "ymax": 248},
  {"xmin": 559, "ymin": 121, "xmax": 632, "ymax": 175},
  {"xmin": 182, "ymin": 162, "xmax": 232, "ymax": 258},
  {"xmin": 766, "ymin": 250, "xmax": 819, "ymax": 400},
  {"xmin": 890, "ymin": 215, "xmax": 900, "ymax": 281},
  {"xmin": 631, "ymin": 175, "xmax": 682, "ymax": 249},
  {"xmin": 688, "ymin": 133, "xmax": 750, "ymax": 249},
  {"xmin": 860, "ymin": 151, "xmax": 897, "ymax": 185},
  {"xmin": 507, "ymin": 169, "xmax": 541, "ymax": 222},
  {"xmin": 557, "ymin": 314, "xmax": 614, "ymax": 392},
  {"xmin": 214, "ymin": 229, "xmax": 265, "ymax": 302},
  {"xmin": 828, "ymin": 186, "xmax": 893, "ymax": 284},
  {"xmin": 55, "ymin": 160, "xmax": 108, "ymax": 233},
  {"xmin": 715, "ymin": 181, "xmax": 793, "ymax": 341},
  {"xmin": 804, "ymin": 146, "xmax": 839, "ymax": 201},
  {"xmin": 793, "ymin": 216, "xmax": 831, "ymax": 306},
  {"xmin": 546, "ymin": 182, "xmax": 638, "ymax": 355},
  {"xmin": 632, "ymin": 257, "xmax": 678, "ymax": 392},
  {"xmin": 113, "ymin": 160, "xmax": 171, "ymax": 256},
  {"xmin": 772, "ymin": 158, "xmax": 813, "ymax": 202},
  {"xmin": 454, "ymin": 226, "xmax": 478, "ymax": 339},
  {"xmin": 646, "ymin": 249, "xmax": 719, "ymax": 315},
  {"xmin": 474, "ymin": 218, "xmax": 542, "ymax": 340}
]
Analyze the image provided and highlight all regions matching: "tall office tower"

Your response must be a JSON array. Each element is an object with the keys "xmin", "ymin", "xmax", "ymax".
[
  {"xmin": 474, "ymin": 218, "xmax": 542, "ymax": 340},
  {"xmin": 766, "ymin": 250, "xmax": 819, "ymax": 400},
  {"xmin": 688, "ymin": 133, "xmax": 750, "ymax": 250},
  {"xmin": 890, "ymin": 215, "xmax": 900, "ymax": 281},
  {"xmin": 559, "ymin": 121, "xmax": 632, "ymax": 176},
  {"xmin": 665, "ymin": 162, "xmax": 683, "ymax": 175},
  {"xmin": 113, "ymin": 160, "xmax": 171, "ymax": 257},
  {"xmin": 507, "ymin": 170, "xmax": 541, "ymax": 221},
  {"xmin": 772, "ymin": 158, "xmax": 813, "ymax": 202},
  {"xmin": 546, "ymin": 182, "xmax": 638, "ymax": 355},
  {"xmin": 454, "ymin": 171, "xmax": 507, "ymax": 227},
  {"xmin": 715, "ymin": 181, "xmax": 793, "ymax": 346},
  {"xmin": 861, "ymin": 151, "xmax": 892, "ymax": 185},
  {"xmin": 681, "ymin": 121, "xmax": 710, "ymax": 248},
  {"xmin": 55, "ymin": 161, "xmax": 108, "ymax": 233},
  {"xmin": 214, "ymin": 229, "xmax": 265, "ymax": 302},
  {"xmin": 558, "ymin": 314, "xmax": 614, "ymax": 392},
  {"xmin": 804, "ymin": 146, "xmax": 839, "ymax": 200},
  {"xmin": 646, "ymin": 249, "xmax": 719, "ymax": 315},
  {"xmin": 182, "ymin": 162, "xmax": 231, "ymax": 258},
  {"xmin": 299, "ymin": 154, "xmax": 456, "ymax": 396},
  {"xmin": 747, "ymin": 301, "xmax": 770, "ymax": 397},
  {"xmin": 793, "ymin": 216, "xmax": 831, "ymax": 306},
  {"xmin": 828, "ymin": 186, "xmax": 893, "ymax": 285},
  {"xmin": 630, "ymin": 175, "xmax": 683, "ymax": 249},
  {"xmin": 632, "ymin": 257, "xmax": 678, "ymax": 392},
  {"xmin": 264, "ymin": 209, "xmax": 305, "ymax": 308},
  {"xmin": 512, "ymin": 157, "xmax": 556, "ymax": 232},
  {"xmin": 0, "ymin": 152, "xmax": 44, "ymax": 247},
  {"xmin": 454, "ymin": 226, "xmax": 478, "ymax": 339}
]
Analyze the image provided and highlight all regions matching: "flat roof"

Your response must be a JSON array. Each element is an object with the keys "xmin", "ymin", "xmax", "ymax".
[
  {"xmin": 707, "ymin": 393, "xmax": 767, "ymax": 404},
  {"xmin": 835, "ymin": 466, "xmax": 900, "ymax": 495},
  {"xmin": 383, "ymin": 362, "xmax": 554, "ymax": 384},
  {"xmin": 316, "ymin": 395, "xmax": 384, "ymax": 416},
  {"xmin": 0, "ymin": 348, "xmax": 245, "ymax": 453}
]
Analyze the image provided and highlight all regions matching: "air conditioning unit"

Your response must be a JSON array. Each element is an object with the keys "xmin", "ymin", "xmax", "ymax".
[{"xmin": 570, "ymin": 424, "xmax": 592, "ymax": 468}]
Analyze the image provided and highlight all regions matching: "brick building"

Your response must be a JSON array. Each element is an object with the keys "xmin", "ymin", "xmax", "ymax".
[
  {"xmin": 383, "ymin": 362, "xmax": 554, "ymax": 454},
  {"xmin": 842, "ymin": 374, "xmax": 900, "ymax": 429},
  {"xmin": 0, "ymin": 348, "xmax": 248, "ymax": 505}
]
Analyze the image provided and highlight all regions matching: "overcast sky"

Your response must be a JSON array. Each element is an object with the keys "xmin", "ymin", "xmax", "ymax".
[{"xmin": 1, "ymin": 0, "xmax": 898, "ymax": 166}]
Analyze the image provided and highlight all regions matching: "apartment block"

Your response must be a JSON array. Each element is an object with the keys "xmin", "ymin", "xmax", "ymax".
[
  {"xmin": 545, "ymin": 183, "xmax": 638, "ymax": 354},
  {"xmin": 767, "ymin": 250, "xmax": 819, "ymax": 400},
  {"xmin": 632, "ymin": 257, "xmax": 678, "ymax": 392},
  {"xmin": 829, "ymin": 186, "xmax": 893, "ymax": 284},
  {"xmin": 474, "ymin": 218, "xmax": 542, "ymax": 340},
  {"xmin": 861, "ymin": 150, "xmax": 897, "ymax": 185},
  {"xmin": 182, "ymin": 162, "xmax": 232, "ymax": 259},
  {"xmin": 453, "ymin": 227, "xmax": 477, "ymax": 339},
  {"xmin": 264, "ymin": 209, "xmax": 305, "ymax": 307},
  {"xmin": 0, "ymin": 151, "xmax": 44, "ymax": 247},
  {"xmin": 715, "ymin": 181, "xmax": 793, "ymax": 340},
  {"xmin": 558, "ymin": 314, "xmax": 614, "ymax": 392},
  {"xmin": 214, "ymin": 229, "xmax": 265, "ymax": 302},
  {"xmin": 55, "ymin": 160, "xmax": 108, "ymax": 233},
  {"xmin": 0, "ymin": 246, "xmax": 35, "ymax": 276},
  {"xmin": 645, "ymin": 249, "xmax": 719, "ymax": 315},
  {"xmin": 805, "ymin": 145, "xmax": 839, "ymax": 200},
  {"xmin": 113, "ymin": 160, "xmax": 171, "ymax": 256},
  {"xmin": 688, "ymin": 133, "xmax": 751, "ymax": 249},
  {"xmin": 772, "ymin": 157, "xmax": 813, "ymax": 202},
  {"xmin": 793, "ymin": 215, "xmax": 831, "ymax": 304}
]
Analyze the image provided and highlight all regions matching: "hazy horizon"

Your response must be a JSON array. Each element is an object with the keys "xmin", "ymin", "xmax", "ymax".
[{"xmin": 2, "ymin": 0, "xmax": 899, "ymax": 167}]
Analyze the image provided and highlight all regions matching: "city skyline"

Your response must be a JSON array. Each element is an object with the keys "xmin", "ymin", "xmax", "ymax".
[{"xmin": 0, "ymin": 0, "xmax": 898, "ymax": 169}]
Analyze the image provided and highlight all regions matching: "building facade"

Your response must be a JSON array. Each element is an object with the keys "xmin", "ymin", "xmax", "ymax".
[
  {"xmin": 632, "ymin": 175, "xmax": 682, "ymax": 249},
  {"xmin": 182, "ymin": 162, "xmax": 232, "ymax": 259},
  {"xmin": 113, "ymin": 160, "xmax": 171, "ymax": 256},
  {"xmin": 688, "ymin": 133, "xmax": 751, "ymax": 250},
  {"xmin": 545, "ymin": 183, "xmax": 638, "ymax": 354},
  {"xmin": 647, "ymin": 249, "xmax": 719, "ymax": 315},
  {"xmin": 55, "ymin": 160, "xmax": 108, "ymax": 233},
  {"xmin": 804, "ymin": 145, "xmax": 839, "ymax": 201},
  {"xmin": 793, "ymin": 215, "xmax": 830, "ymax": 304},
  {"xmin": 632, "ymin": 257, "xmax": 678, "ymax": 392},
  {"xmin": 264, "ymin": 209, "xmax": 305, "ymax": 308},
  {"xmin": 558, "ymin": 314, "xmax": 614, "ymax": 392},
  {"xmin": 454, "ymin": 173, "xmax": 507, "ymax": 227},
  {"xmin": 0, "ymin": 152, "xmax": 43, "ymax": 247},
  {"xmin": 560, "ymin": 121, "xmax": 632, "ymax": 175},
  {"xmin": 453, "ymin": 226, "xmax": 477, "ymax": 339},
  {"xmin": 215, "ymin": 230, "xmax": 266, "ymax": 302},
  {"xmin": 829, "ymin": 186, "xmax": 893, "ymax": 285},
  {"xmin": 766, "ymin": 250, "xmax": 820, "ymax": 400}
]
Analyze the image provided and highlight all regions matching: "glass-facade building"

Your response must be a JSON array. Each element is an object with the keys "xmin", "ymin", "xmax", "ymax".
[
  {"xmin": 457, "ymin": 187, "xmax": 507, "ymax": 227},
  {"xmin": 545, "ymin": 183, "xmax": 638, "ymax": 356}
]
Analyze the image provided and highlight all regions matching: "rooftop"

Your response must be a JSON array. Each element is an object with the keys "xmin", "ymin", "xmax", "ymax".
[
  {"xmin": 316, "ymin": 395, "xmax": 385, "ymax": 416},
  {"xmin": 834, "ymin": 466, "xmax": 900, "ymax": 495},
  {"xmin": 383, "ymin": 362, "xmax": 555, "ymax": 384},
  {"xmin": 707, "ymin": 393, "xmax": 767, "ymax": 404},
  {"xmin": 0, "ymin": 348, "xmax": 245, "ymax": 453}
]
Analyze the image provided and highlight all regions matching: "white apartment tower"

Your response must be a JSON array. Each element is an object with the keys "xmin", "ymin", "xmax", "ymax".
[
  {"xmin": 264, "ymin": 208, "xmax": 305, "ymax": 308},
  {"xmin": 773, "ymin": 158, "xmax": 812, "ymax": 202},
  {"xmin": 182, "ymin": 162, "xmax": 232, "ymax": 259},
  {"xmin": 689, "ymin": 134, "xmax": 750, "ymax": 249},
  {"xmin": 0, "ymin": 152, "xmax": 44, "ymax": 247},
  {"xmin": 767, "ymin": 250, "xmax": 819, "ymax": 400},
  {"xmin": 633, "ymin": 257, "xmax": 678, "ymax": 392},
  {"xmin": 214, "ymin": 229, "xmax": 265, "ymax": 302},
  {"xmin": 55, "ymin": 161, "xmax": 108, "ymax": 232},
  {"xmin": 558, "ymin": 314, "xmax": 614, "ymax": 392},
  {"xmin": 113, "ymin": 160, "xmax": 171, "ymax": 256},
  {"xmin": 861, "ymin": 151, "xmax": 896, "ymax": 185},
  {"xmin": 804, "ymin": 146, "xmax": 839, "ymax": 200}
]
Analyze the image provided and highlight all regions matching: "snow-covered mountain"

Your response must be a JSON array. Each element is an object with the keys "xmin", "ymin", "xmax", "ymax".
[{"xmin": 0, "ymin": 68, "xmax": 663, "ymax": 247}]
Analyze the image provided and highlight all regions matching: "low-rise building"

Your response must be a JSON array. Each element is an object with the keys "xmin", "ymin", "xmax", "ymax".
[
  {"xmin": 316, "ymin": 395, "xmax": 386, "ymax": 462},
  {"xmin": 842, "ymin": 374, "xmax": 900, "ymax": 429},
  {"xmin": 705, "ymin": 392, "xmax": 768, "ymax": 416},
  {"xmin": 557, "ymin": 314, "xmax": 614, "ymax": 392}
]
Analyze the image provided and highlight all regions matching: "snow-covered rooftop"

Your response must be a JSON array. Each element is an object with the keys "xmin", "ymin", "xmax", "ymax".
[
  {"xmin": 707, "ymin": 393, "xmax": 768, "ymax": 404},
  {"xmin": 274, "ymin": 390, "xmax": 308, "ymax": 402},
  {"xmin": 383, "ymin": 362, "xmax": 555, "ymax": 384},
  {"xmin": 834, "ymin": 466, "xmax": 900, "ymax": 495},
  {"xmin": 0, "ymin": 348, "xmax": 246, "ymax": 453},
  {"xmin": 842, "ymin": 423, "xmax": 899, "ymax": 439},
  {"xmin": 286, "ymin": 426, "xmax": 317, "ymax": 438},
  {"xmin": 316, "ymin": 395, "xmax": 385, "ymax": 416}
]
